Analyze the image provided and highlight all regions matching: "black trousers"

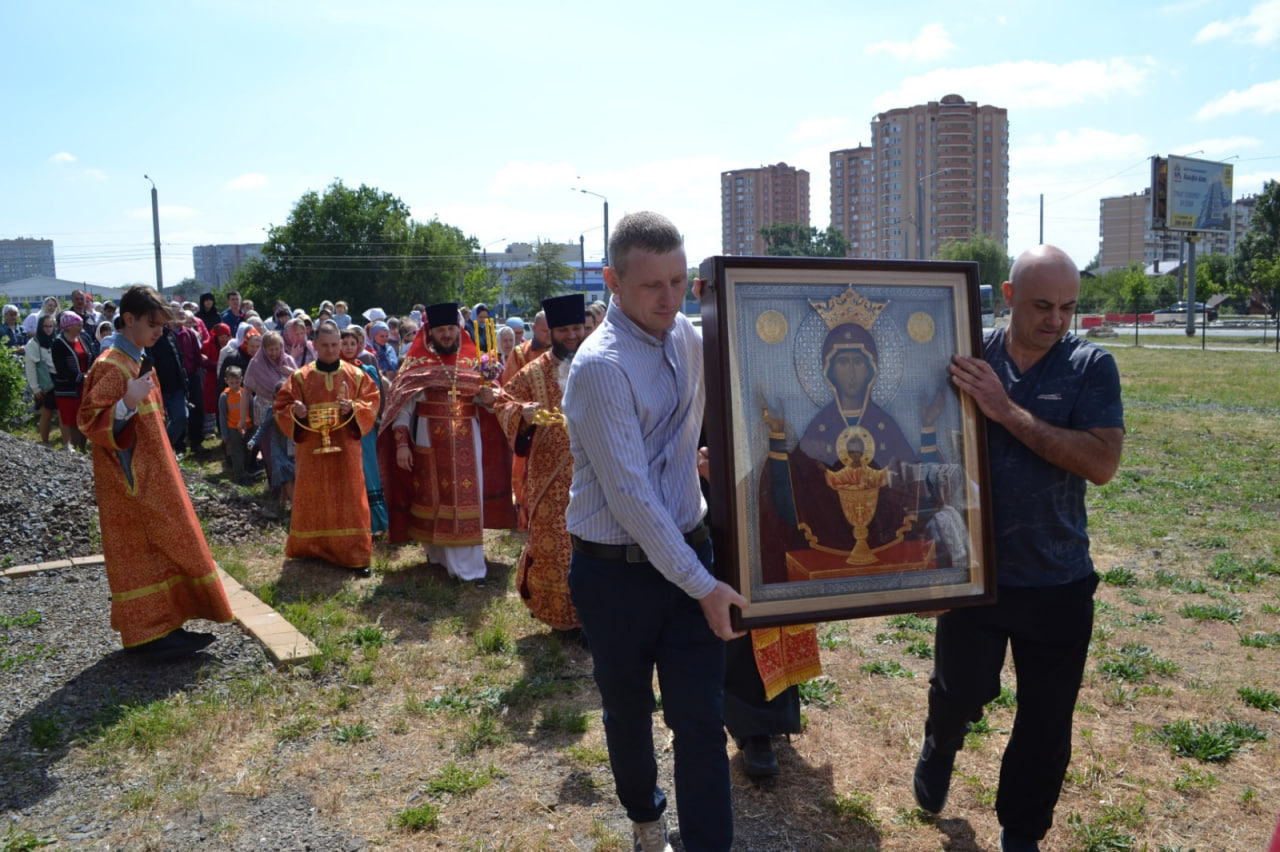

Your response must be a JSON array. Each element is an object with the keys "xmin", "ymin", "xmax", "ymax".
[
  {"xmin": 186, "ymin": 372, "xmax": 204, "ymax": 451},
  {"xmin": 925, "ymin": 573, "xmax": 1097, "ymax": 840},
  {"xmin": 722, "ymin": 634, "xmax": 801, "ymax": 742}
]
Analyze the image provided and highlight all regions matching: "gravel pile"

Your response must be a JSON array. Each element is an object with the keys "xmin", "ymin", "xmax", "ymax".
[{"xmin": 0, "ymin": 431, "xmax": 363, "ymax": 849}]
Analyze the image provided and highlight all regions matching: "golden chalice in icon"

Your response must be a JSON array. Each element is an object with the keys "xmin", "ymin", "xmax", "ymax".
[
  {"xmin": 298, "ymin": 401, "xmax": 354, "ymax": 455},
  {"xmin": 824, "ymin": 425, "xmax": 888, "ymax": 566}
]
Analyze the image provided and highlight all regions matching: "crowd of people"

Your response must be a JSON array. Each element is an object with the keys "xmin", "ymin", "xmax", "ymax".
[{"xmin": 1, "ymin": 213, "xmax": 1126, "ymax": 852}]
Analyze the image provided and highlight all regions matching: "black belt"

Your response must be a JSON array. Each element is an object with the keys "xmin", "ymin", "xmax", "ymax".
[{"xmin": 571, "ymin": 523, "xmax": 709, "ymax": 564}]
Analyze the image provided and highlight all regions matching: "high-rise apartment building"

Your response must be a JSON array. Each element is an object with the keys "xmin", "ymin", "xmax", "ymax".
[
  {"xmin": 830, "ymin": 146, "xmax": 876, "ymax": 258},
  {"xmin": 721, "ymin": 162, "xmax": 810, "ymax": 255},
  {"xmin": 830, "ymin": 94, "xmax": 1009, "ymax": 260},
  {"xmin": 193, "ymin": 243, "xmax": 264, "ymax": 288},
  {"xmin": 0, "ymin": 238, "xmax": 56, "ymax": 284},
  {"xmin": 1098, "ymin": 188, "xmax": 1251, "ymax": 272}
]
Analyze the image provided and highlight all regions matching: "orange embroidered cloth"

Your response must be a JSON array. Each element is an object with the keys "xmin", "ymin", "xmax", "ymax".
[
  {"xmin": 751, "ymin": 624, "xmax": 823, "ymax": 702},
  {"xmin": 494, "ymin": 351, "xmax": 579, "ymax": 630},
  {"xmin": 275, "ymin": 360, "xmax": 379, "ymax": 567},
  {"xmin": 78, "ymin": 346, "xmax": 233, "ymax": 647}
]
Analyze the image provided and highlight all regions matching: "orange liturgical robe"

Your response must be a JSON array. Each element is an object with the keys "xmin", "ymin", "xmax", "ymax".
[
  {"xmin": 494, "ymin": 351, "xmax": 578, "ymax": 630},
  {"xmin": 78, "ymin": 345, "xmax": 234, "ymax": 648},
  {"xmin": 275, "ymin": 359, "xmax": 380, "ymax": 568}
]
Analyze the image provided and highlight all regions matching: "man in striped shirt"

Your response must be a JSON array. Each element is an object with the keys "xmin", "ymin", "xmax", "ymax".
[{"xmin": 563, "ymin": 211, "xmax": 746, "ymax": 852}]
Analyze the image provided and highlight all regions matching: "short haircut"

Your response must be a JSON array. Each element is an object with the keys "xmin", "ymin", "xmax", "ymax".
[
  {"xmin": 314, "ymin": 319, "xmax": 340, "ymax": 338},
  {"xmin": 335, "ymin": 300, "xmax": 349, "ymax": 310},
  {"xmin": 608, "ymin": 211, "xmax": 682, "ymax": 278},
  {"xmin": 224, "ymin": 365, "xmax": 243, "ymax": 379},
  {"xmin": 226, "ymin": 290, "xmax": 241, "ymax": 299},
  {"xmin": 119, "ymin": 285, "xmax": 172, "ymax": 324}
]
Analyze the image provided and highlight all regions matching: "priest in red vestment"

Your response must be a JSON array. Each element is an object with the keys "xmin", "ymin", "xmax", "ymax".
[
  {"xmin": 275, "ymin": 321, "xmax": 381, "ymax": 575},
  {"xmin": 381, "ymin": 303, "xmax": 499, "ymax": 585}
]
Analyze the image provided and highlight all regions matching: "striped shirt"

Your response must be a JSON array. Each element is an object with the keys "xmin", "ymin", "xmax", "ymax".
[{"xmin": 563, "ymin": 298, "xmax": 714, "ymax": 600}]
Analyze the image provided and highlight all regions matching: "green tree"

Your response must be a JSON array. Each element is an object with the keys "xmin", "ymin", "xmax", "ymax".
[
  {"xmin": 234, "ymin": 179, "xmax": 475, "ymax": 314},
  {"xmin": 1119, "ymin": 264, "xmax": 1154, "ymax": 314},
  {"xmin": 758, "ymin": 223, "xmax": 850, "ymax": 257},
  {"xmin": 507, "ymin": 242, "xmax": 575, "ymax": 314},
  {"xmin": 460, "ymin": 263, "xmax": 503, "ymax": 311},
  {"xmin": 934, "ymin": 232, "xmax": 1012, "ymax": 289},
  {"xmin": 1235, "ymin": 180, "xmax": 1280, "ymax": 294}
]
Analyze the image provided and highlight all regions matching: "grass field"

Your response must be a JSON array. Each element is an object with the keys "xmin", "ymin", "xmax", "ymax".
[{"xmin": 5, "ymin": 343, "xmax": 1280, "ymax": 851}]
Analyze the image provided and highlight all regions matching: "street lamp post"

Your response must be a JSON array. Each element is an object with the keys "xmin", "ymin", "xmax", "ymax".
[
  {"xmin": 143, "ymin": 174, "xmax": 163, "ymax": 292},
  {"xmin": 572, "ymin": 187, "xmax": 609, "ymax": 266},
  {"xmin": 915, "ymin": 168, "xmax": 950, "ymax": 260}
]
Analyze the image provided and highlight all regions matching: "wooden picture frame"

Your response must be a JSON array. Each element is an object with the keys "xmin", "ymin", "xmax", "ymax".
[{"xmin": 699, "ymin": 256, "xmax": 995, "ymax": 629}]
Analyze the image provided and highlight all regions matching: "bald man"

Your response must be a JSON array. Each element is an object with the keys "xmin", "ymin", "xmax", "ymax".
[{"xmin": 912, "ymin": 245, "xmax": 1125, "ymax": 852}]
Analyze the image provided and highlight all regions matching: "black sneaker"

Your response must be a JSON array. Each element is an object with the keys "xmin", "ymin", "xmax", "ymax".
[
  {"xmin": 912, "ymin": 739, "xmax": 957, "ymax": 814},
  {"xmin": 353, "ymin": 566, "xmax": 372, "ymax": 578},
  {"xmin": 1000, "ymin": 828, "xmax": 1041, "ymax": 852}
]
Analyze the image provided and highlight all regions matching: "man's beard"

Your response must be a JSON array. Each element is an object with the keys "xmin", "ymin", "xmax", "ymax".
[
  {"xmin": 551, "ymin": 343, "xmax": 576, "ymax": 364},
  {"xmin": 433, "ymin": 338, "xmax": 460, "ymax": 355}
]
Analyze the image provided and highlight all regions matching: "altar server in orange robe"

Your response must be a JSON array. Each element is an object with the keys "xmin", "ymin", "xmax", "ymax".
[
  {"xmin": 275, "ymin": 320, "xmax": 381, "ymax": 575},
  {"xmin": 78, "ymin": 286, "xmax": 234, "ymax": 661},
  {"xmin": 494, "ymin": 294, "xmax": 586, "ymax": 634}
]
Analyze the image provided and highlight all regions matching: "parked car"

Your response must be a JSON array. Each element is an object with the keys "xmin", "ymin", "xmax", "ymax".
[{"xmin": 1152, "ymin": 301, "xmax": 1218, "ymax": 322}]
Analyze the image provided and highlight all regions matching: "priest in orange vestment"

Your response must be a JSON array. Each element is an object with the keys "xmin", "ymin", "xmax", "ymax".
[
  {"xmin": 494, "ymin": 294, "xmax": 586, "ymax": 633},
  {"xmin": 79, "ymin": 286, "xmax": 234, "ymax": 660},
  {"xmin": 275, "ymin": 321, "xmax": 380, "ymax": 574}
]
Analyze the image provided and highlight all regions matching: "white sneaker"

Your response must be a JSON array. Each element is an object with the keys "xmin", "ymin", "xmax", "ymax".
[{"xmin": 632, "ymin": 817, "xmax": 673, "ymax": 852}]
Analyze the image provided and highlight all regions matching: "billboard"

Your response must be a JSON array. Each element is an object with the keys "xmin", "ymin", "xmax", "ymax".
[{"xmin": 1165, "ymin": 155, "xmax": 1234, "ymax": 233}]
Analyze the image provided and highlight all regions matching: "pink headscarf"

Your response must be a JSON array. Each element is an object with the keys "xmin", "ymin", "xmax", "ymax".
[{"xmin": 243, "ymin": 333, "xmax": 297, "ymax": 400}]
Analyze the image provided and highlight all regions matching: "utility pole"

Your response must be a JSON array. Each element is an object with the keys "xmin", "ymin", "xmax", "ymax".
[{"xmin": 144, "ymin": 175, "xmax": 163, "ymax": 293}]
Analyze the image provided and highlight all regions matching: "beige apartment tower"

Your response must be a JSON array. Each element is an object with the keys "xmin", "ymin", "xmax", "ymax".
[
  {"xmin": 831, "ymin": 94, "xmax": 1009, "ymax": 260},
  {"xmin": 721, "ymin": 162, "xmax": 810, "ymax": 255}
]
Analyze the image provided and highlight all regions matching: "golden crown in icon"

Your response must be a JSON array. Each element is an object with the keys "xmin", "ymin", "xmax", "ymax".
[{"xmin": 809, "ymin": 287, "xmax": 886, "ymax": 331}]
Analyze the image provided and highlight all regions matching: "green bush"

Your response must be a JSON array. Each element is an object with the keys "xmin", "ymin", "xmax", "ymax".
[{"xmin": 0, "ymin": 352, "xmax": 29, "ymax": 430}]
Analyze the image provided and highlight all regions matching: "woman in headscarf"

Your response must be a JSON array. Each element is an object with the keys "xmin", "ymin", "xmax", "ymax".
[
  {"xmin": 341, "ymin": 326, "xmax": 388, "ymax": 535},
  {"xmin": 23, "ymin": 313, "xmax": 58, "ymax": 445},
  {"xmin": 244, "ymin": 330, "xmax": 297, "ymax": 501},
  {"xmin": 218, "ymin": 324, "xmax": 255, "ymax": 383},
  {"xmin": 51, "ymin": 311, "xmax": 92, "ymax": 451},
  {"xmin": 204, "ymin": 322, "xmax": 232, "ymax": 435},
  {"xmin": 23, "ymin": 296, "xmax": 59, "ymax": 336},
  {"xmin": 283, "ymin": 317, "xmax": 315, "ymax": 368}
]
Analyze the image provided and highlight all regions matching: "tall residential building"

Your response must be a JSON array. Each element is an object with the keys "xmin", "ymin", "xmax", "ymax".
[
  {"xmin": 830, "ymin": 146, "xmax": 876, "ymax": 258},
  {"xmin": 830, "ymin": 94, "xmax": 1009, "ymax": 260},
  {"xmin": 721, "ymin": 162, "xmax": 810, "ymax": 255},
  {"xmin": 192, "ymin": 243, "xmax": 264, "ymax": 288},
  {"xmin": 0, "ymin": 238, "xmax": 56, "ymax": 284},
  {"xmin": 1098, "ymin": 188, "xmax": 1251, "ymax": 272}
]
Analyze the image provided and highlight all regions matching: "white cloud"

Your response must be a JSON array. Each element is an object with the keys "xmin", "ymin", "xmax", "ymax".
[
  {"xmin": 874, "ymin": 58, "xmax": 1152, "ymax": 112},
  {"xmin": 489, "ymin": 161, "xmax": 580, "ymax": 196},
  {"xmin": 866, "ymin": 23, "xmax": 954, "ymax": 62},
  {"xmin": 789, "ymin": 117, "xmax": 853, "ymax": 143},
  {"xmin": 1195, "ymin": 79, "xmax": 1280, "ymax": 119},
  {"xmin": 1172, "ymin": 136, "xmax": 1263, "ymax": 158},
  {"xmin": 48, "ymin": 152, "xmax": 77, "ymax": 164},
  {"xmin": 1015, "ymin": 129, "xmax": 1150, "ymax": 169},
  {"xmin": 1194, "ymin": 0, "xmax": 1280, "ymax": 45},
  {"xmin": 227, "ymin": 173, "xmax": 268, "ymax": 191}
]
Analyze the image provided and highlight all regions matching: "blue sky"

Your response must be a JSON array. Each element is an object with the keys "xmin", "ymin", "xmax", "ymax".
[{"xmin": 3, "ymin": 0, "xmax": 1278, "ymax": 289}]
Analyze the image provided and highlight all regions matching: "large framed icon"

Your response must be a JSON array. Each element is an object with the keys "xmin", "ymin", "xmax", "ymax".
[{"xmin": 699, "ymin": 256, "xmax": 996, "ymax": 629}]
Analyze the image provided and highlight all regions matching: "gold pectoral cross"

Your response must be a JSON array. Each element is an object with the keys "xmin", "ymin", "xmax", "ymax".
[{"xmin": 447, "ymin": 385, "xmax": 463, "ymax": 403}]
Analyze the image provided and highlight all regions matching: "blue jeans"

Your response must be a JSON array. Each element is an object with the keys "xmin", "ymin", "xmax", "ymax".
[
  {"xmin": 568, "ymin": 538, "xmax": 732, "ymax": 852},
  {"xmin": 162, "ymin": 389, "xmax": 188, "ymax": 451}
]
